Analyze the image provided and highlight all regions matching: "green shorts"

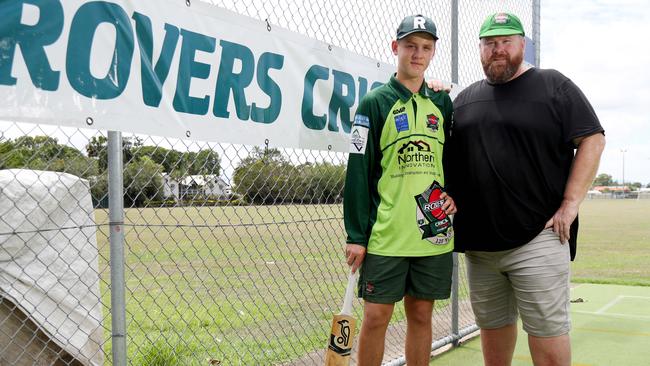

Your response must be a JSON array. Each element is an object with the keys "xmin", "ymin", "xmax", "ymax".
[{"xmin": 358, "ymin": 252, "xmax": 453, "ymax": 304}]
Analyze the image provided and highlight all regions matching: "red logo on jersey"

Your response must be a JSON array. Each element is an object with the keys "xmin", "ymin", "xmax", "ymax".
[{"xmin": 426, "ymin": 114, "xmax": 439, "ymax": 132}]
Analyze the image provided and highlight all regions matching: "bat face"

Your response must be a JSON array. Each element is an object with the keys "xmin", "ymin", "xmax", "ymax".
[{"xmin": 324, "ymin": 314, "xmax": 356, "ymax": 365}]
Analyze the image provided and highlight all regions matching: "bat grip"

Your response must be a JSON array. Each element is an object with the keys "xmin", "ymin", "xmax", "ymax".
[{"xmin": 341, "ymin": 270, "xmax": 357, "ymax": 315}]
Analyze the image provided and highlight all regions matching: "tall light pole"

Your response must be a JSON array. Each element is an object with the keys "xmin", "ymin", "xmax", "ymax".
[{"xmin": 620, "ymin": 149, "xmax": 627, "ymax": 189}]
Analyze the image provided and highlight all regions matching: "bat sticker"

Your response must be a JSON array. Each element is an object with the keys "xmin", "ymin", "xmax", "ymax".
[{"xmin": 328, "ymin": 319, "xmax": 352, "ymax": 355}]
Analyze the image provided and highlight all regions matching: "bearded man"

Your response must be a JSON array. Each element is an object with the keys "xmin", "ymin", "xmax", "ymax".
[{"xmin": 444, "ymin": 12, "xmax": 605, "ymax": 366}]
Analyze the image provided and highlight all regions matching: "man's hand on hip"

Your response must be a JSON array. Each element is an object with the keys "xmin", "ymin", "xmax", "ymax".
[{"xmin": 544, "ymin": 200, "xmax": 579, "ymax": 245}]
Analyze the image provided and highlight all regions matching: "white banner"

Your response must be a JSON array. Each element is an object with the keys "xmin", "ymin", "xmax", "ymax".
[{"xmin": 0, "ymin": 0, "xmax": 396, "ymax": 152}]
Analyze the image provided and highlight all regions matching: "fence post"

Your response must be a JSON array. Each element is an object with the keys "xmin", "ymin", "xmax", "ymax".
[
  {"xmin": 449, "ymin": 0, "xmax": 461, "ymax": 348},
  {"xmin": 533, "ymin": 0, "xmax": 541, "ymax": 67},
  {"xmin": 451, "ymin": 252, "xmax": 460, "ymax": 348},
  {"xmin": 108, "ymin": 131, "xmax": 127, "ymax": 366},
  {"xmin": 451, "ymin": 0, "xmax": 459, "ymax": 84}
]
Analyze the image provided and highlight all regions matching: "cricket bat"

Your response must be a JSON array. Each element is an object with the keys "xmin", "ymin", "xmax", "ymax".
[{"xmin": 324, "ymin": 270, "xmax": 357, "ymax": 366}]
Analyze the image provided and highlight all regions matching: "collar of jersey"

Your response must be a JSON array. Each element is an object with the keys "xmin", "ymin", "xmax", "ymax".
[{"xmin": 389, "ymin": 74, "xmax": 432, "ymax": 103}]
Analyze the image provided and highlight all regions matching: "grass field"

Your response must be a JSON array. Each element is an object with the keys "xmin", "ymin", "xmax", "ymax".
[
  {"xmin": 95, "ymin": 204, "xmax": 455, "ymax": 365},
  {"xmin": 572, "ymin": 199, "xmax": 650, "ymax": 286},
  {"xmin": 430, "ymin": 284, "xmax": 650, "ymax": 366},
  {"xmin": 95, "ymin": 204, "xmax": 354, "ymax": 365},
  {"xmin": 93, "ymin": 199, "xmax": 650, "ymax": 365},
  {"xmin": 428, "ymin": 199, "xmax": 650, "ymax": 366}
]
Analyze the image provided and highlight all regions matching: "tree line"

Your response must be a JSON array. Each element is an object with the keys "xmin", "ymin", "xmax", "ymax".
[
  {"xmin": 0, "ymin": 136, "xmax": 345, "ymax": 206},
  {"xmin": 592, "ymin": 173, "xmax": 649, "ymax": 190},
  {"xmin": 6, "ymin": 136, "xmax": 648, "ymax": 206},
  {"xmin": 232, "ymin": 147, "xmax": 345, "ymax": 204}
]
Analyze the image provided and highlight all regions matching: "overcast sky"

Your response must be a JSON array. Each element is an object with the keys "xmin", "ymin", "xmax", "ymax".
[{"xmin": 540, "ymin": 0, "xmax": 650, "ymax": 185}]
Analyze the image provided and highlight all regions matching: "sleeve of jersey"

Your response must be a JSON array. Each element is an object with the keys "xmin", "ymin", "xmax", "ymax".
[
  {"xmin": 555, "ymin": 79, "xmax": 604, "ymax": 145},
  {"xmin": 343, "ymin": 99, "xmax": 376, "ymax": 247}
]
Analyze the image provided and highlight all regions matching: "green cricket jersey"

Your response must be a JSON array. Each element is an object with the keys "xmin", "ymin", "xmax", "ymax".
[{"xmin": 343, "ymin": 75, "xmax": 454, "ymax": 257}]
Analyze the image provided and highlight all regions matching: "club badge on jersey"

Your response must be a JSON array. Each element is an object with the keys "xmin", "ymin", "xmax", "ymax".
[
  {"xmin": 414, "ymin": 181, "xmax": 453, "ymax": 245},
  {"xmin": 349, "ymin": 114, "xmax": 370, "ymax": 155},
  {"xmin": 426, "ymin": 114, "xmax": 439, "ymax": 132}
]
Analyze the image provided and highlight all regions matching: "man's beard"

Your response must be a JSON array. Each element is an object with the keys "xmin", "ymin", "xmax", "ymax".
[{"xmin": 482, "ymin": 51, "xmax": 524, "ymax": 84}]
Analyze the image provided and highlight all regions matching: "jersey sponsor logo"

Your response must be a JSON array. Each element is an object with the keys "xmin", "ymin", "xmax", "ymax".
[
  {"xmin": 354, "ymin": 114, "xmax": 370, "ymax": 128},
  {"xmin": 426, "ymin": 114, "xmax": 439, "ymax": 132},
  {"xmin": 397, "ymin": 140, "xmax": 435, "ymax": 168},
  {"xmin": 392, "ymin": 106, "xmax": 406, "ymax": 115},
  {"xmin": 349, "ymin": 125, "xmax": 368, "ymax": 154},
  {"xmin": 395, "ymin": 113, "xmax": 409, "ymax": 132},
  {"xmin": 414, "ymin": 181, "xmax": 453, "ymax": 245}
]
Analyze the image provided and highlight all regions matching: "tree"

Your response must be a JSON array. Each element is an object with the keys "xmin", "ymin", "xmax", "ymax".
[
  {"xmin": 593, "ymin": 173, "xmax": 615, "ymax": 187},
  {"xmin": 171, "ymin": 149, "xmax": 221, "ymax": 177},
  {"xmin": 132, "ymin": 145, "xmax": 183, "ymax": 173},
  {"xmin": 87, "ymin": 141, "xmax": 221, "ymax": 205},
  {"xmin": 86, "ymin": 136, "xmax": 142, "ymax": 171},
  {"xmin": 85, "ymin": 136, "xmax": 106, "ymax": 158},
  {"xmin": 233, "ymin": 148, "xmax": 346, "ymax": 205},
  {"xmin": 191, "ymin": 149, "xmax": 221, "ymax": 176},
  {"xmin": 86, "ymin": 136, "xmax": 108, "ymax": 171},
  {"xmin": 90, "ymin": 174, "xmax": 109, "ymax": 208},
  {"xmin": 293, "ymin": 162, "xmax": 345, "ymax": 203},
  {"xmin": 630, "ymin": 182, "xmax": 642, "ymax": 190},
  {"xmin": 0, "ymin": 136, "xmax": 96, "ymax": 178},
  {"xmin": 89, "ymin": 157, "xmax": 164, "ymax": 207},
  {"xmin": 310, "ymin": 163, "xmax": 346, "ymax": 203},
  {"xmin": 123, "ymin": 156, "xmax": 164, "ymax": 207},
  {"xmin": 233, "ymin": 148, "xmax": 293, "ymax": 204}
]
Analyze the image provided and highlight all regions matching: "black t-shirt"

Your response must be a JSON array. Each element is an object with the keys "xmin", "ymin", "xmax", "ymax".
[{"xmin": 445, "ymin": 68, "xmax": 604, "ymax": 259}]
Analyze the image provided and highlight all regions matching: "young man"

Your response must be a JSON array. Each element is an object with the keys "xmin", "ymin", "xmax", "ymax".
[
  {"xmin": 445, "ymin": 12, "xmax": 606, "ymax": 366},
  {"xmin": 343, "ymin": 14, "xmax": 456, "ymax": 366}
]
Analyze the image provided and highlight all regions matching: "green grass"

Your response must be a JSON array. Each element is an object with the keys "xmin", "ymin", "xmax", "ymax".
[
  {"xmin": 430, "ymin": 284, "xmax": 650, "ymax": 365},
  {"xmin": 95, "ymin": 204, "xmax": 364, "ymax": 365},
  {"xmin": 572, "ymin": 199, "xmax": 650, "ymax": 286},
  {"xmin": 93, "ymin": 199, "xmax": 650, "ymax": 364}
]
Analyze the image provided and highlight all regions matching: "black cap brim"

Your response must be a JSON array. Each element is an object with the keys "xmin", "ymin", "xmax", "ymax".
[{"xmin": 397, "ymin": 30, "xmax": 438, "ymax": 40}]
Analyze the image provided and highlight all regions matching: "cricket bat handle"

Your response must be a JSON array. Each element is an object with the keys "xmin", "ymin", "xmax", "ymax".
[{"xmin": 341, "ymin": 271, "xmax": 357, "ymax": 315}]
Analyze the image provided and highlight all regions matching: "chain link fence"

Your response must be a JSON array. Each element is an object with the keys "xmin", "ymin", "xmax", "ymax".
[{"xmin": 0, "ymin": 0, "xmax": 536, "ymax": 364}]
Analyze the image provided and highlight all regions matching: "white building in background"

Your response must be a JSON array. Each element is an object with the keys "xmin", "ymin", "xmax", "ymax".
[
  {"xmin": 162, "ymin": 173, "xmax": 179, "ymax": 198},
  {"xmin": 162, "ymin": 174, "xmax": 231, "ymax": 200}
]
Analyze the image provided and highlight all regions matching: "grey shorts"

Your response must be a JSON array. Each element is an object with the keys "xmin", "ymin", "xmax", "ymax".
[{"xmin": 465, "ymin": 229, "xmax": 571, "ymax": 337}]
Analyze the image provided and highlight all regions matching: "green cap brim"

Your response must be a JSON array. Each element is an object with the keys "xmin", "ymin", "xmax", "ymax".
[{"xmin": 479, "ymin": 28, "xmax": 524, "ymax": 38}]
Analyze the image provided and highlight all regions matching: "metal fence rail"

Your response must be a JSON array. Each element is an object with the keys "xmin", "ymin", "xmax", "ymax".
[{"xmin": 0, "ymin": 1, "xmax": 536, "ymax": 364}]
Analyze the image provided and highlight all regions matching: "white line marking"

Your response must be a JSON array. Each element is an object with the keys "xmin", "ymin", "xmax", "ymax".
[
  {"xmin": 596, "ymin": 295, "xmax": 623, "ymax": 314},
  {"xmin": 620, "ymin": 295, "xmax": 650, "ymax": 300}
]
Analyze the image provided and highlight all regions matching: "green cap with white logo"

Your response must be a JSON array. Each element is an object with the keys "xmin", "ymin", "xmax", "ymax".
[
  {"xmin": 396, "ymin": 14, "xmax": 438, "ymax": 40},
  {"xmin": 479, "ymin": 12, "xmax": 525, "ymax": 39}
]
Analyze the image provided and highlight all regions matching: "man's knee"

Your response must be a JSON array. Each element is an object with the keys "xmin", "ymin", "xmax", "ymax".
[
  {"xmin": 528, "ymin": 333, "xmax": 571, "ymax": 366},
  {"xmin": 362, "ymin": 302, "xmax": 393, "ymax": 330},
  {"xmin": 404, "ymin": 296, "xmax": 433, "ymax": 326}
]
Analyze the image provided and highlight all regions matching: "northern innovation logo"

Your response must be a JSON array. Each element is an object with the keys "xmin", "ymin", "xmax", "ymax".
[{"xmin": 397, "ymin": 140, "xmax": 435, "ymax": 168}]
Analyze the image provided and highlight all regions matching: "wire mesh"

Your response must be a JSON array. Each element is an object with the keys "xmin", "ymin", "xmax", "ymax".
[{"xmin": 0, "ymin": 0, "xmax": 535, "ymax": 364}]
